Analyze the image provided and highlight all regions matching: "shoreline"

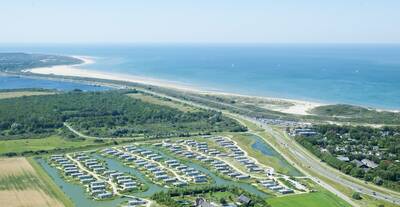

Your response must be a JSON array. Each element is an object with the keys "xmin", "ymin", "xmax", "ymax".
[
  {"xmin": 26, "ymin": 56, "xmax": 204, "ymax": 92},
  {"xmin": 24, "ymin": 55, "xmax": 397, "ymax": 115}
]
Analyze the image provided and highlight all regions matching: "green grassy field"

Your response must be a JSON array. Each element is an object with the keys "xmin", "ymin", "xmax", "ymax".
[
  {"xmin": 0, "ymin": 135, "xmax": 123, "ymax": 155},
  {"xmin": 268, "ymin": 191, "xmax": 351, "ymax": 207},
  {"xmin": 268, "ymin": 179, "xmax": 350, "ymax": 207}
]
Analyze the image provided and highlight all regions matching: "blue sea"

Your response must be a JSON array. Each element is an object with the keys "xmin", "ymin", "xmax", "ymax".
[{"xmin": 1, "ymin": 44, "xmax": 400, "ymax": 109}]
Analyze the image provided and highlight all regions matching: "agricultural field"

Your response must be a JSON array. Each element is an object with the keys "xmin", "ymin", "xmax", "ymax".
[
  {"xmin": 0, "ymin": 90, "xmax": 54, "ymax": 99},
  {"xmin": 0, "ymin": 157, "xmax": 71, "ymax": 207}
]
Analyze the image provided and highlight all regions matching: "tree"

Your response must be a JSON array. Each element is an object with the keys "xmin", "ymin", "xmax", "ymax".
[
  {"xmin": 373, "ymin": 176, "xmax": 383, "ymax": 185},
  {"xmin": 352, "ymin": 192, "xmax": 362, "ymax": 200},
  {"xmin": 220, "ymin": 198, "xmax": 227, "ymax": 204}
]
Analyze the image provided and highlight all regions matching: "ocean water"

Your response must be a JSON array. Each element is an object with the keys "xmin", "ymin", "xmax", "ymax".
[{"xmin": 1, "ymin": 44, "xmax": 400, "ymax": 109}]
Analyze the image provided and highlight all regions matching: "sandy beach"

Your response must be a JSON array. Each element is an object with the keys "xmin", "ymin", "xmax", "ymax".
[
  {"xmin": 26, "ymin": 56, "xmax": 323, "ymax": 115},
  {"xmin": 26, "ymin": 56, "xmax": 202, "ymax": 92}
]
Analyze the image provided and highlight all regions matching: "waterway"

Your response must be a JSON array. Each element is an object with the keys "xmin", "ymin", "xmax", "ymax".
[
  {"xmin": 250, "ymin": 134, "xmax": 302, "ymax": 176},
  {"xmin": 93, "ymin": 154, "xmax": 166, "ymax": 197},
  {"xmin": 35, "ymin": 158, "xmax": 127, "ymax": 207}
]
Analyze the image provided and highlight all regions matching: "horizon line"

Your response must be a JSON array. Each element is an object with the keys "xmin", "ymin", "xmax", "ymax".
[{"xmin": 1, "ymin": 42, "xmax": 400, "ymax": 45}]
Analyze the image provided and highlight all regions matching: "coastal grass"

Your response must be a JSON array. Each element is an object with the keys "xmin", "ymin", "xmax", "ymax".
[
  {"xmin": 309, "ymin": 104, "xmax": 400, "ymax": 125},
  {"xmin": 127, "ymin": 92, "xmax": 197, "ymax": 112}
]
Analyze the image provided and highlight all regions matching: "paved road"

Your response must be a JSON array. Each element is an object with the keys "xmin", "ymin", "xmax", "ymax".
[{"xmin": 64, "ymin": 122, "xmax": 97, "ymax": 139}]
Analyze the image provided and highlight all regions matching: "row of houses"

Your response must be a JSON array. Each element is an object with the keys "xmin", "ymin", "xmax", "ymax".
[
  {"xmin": 50, "ymin": 154, "xmax": 113, "ymax": 199},
  {"xmin": 164, "ymin": 159, "xmax": 208, "ymax": 184},
  {"xmin": 164, "ymin": 140, "xmax": 250, "ymax": 181},
  {"xmin": 103, "ymin": 146, "xmax": 187, "ymax": 187},
  {"xmin": 125, "ymin": 146, "xmax": 189, "ymax": 186},
  {"xmin": 213, "ymin": 137, "xmax": 270, "ymax": 174},
  {"xmin": 105, "ymin": 170, "xmax": 140, "ymax": 192},
  {"xmin": 75, "ymin": 153, "xmax": 106, "ymax": 175},
  {"xmin": 159, "ymin": 141, "xmax": 214, "ymax": 183},
  {"xmin": 126, "ymin": 197, "xmax": 147, "ymax": 207},
  {"xmin": 258, "ymin": 179, "xmax": 294, "ymax": 194},
  {"xmin": 71, "ymin": 153, "xmax": 115, "ymax": 199}
]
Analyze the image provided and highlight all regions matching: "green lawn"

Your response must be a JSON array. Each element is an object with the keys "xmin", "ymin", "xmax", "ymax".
[
  {"xmin": 268, "ymin": 192, "xmax": 351, "ymax": 207},
  {"xmin": 0, "ymin": 135, "xmax": 117, "ymax": 155}
]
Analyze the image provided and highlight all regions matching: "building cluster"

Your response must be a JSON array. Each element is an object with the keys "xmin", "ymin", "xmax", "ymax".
[
  {"xmin": 164, "ymin": 159, "xmax": 207, "ymax": 183},
  {"xmin": 289, "ymin": 128, "xmax": 317, "ymax": 137},
  {"xmin": 332, "ymin": 142, "xmax": 390, "ymax": 162},
  {"xmin": 102, "ymin": 146, "xmax": 190, "ymax": 187},
  {"xmin": 315, "ymin": 133, "xmax": 394, "ymax": 171},
  {"xmin": 50, "ymin": 154, "xmax": 113, "ymax": 199},
  {"xmin": 106, "ymin": 170, "xmax": 140, "ymax": 192},
  {"xmin": 126, "ymin": 197, "xmax": 147, "ymax": 207},
  {"xmin": 162, "ymin": 139, "xmax": 250, "ymax": 180},
  {"xmin": 213, "ymin": 137, "xmax": 268, "ymax": 174},
  {"xmin": 254, "ymin": 117, "xmax": 311, "ymax": 128},
  {"xmin": 258, "ymin": 179, "xmax": 294, "ymax": 194}
]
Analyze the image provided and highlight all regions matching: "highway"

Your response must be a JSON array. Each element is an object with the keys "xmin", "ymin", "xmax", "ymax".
[{"xmin": 253, "ymin": 118, "xmax": 400, "ymax": 206}]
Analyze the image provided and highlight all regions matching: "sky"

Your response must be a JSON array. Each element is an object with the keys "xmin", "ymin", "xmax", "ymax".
[{"xmin": 0, "ymin": 0, "xmax": 399, "ymax": 44}]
